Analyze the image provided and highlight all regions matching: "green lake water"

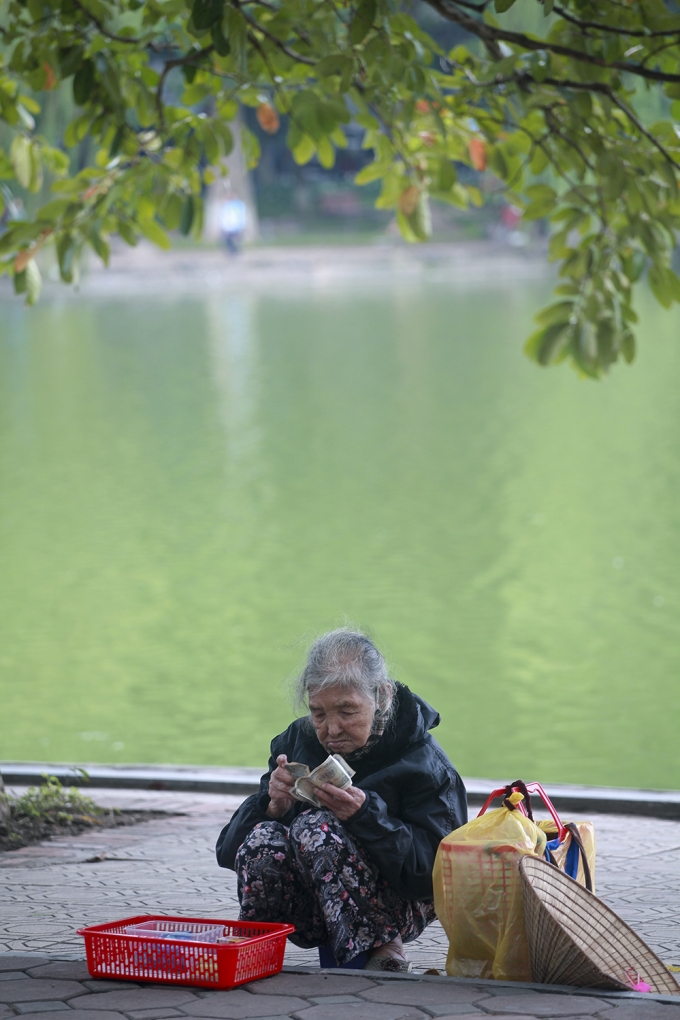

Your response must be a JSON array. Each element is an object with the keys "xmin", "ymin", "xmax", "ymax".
[{"xmin": 1, "ymin": 278, "xmax": 679, "ymax": 789}]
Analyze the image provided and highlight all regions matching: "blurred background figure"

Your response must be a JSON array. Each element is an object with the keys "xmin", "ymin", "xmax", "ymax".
[{"xmin": 219, "ymin": 193, "xmax": 247, "ymax": 254}]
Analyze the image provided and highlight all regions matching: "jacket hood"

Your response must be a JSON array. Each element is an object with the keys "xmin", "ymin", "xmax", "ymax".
[{"xmin": 344, "ymin": 682, "xmax": 440, "ymax": 779}]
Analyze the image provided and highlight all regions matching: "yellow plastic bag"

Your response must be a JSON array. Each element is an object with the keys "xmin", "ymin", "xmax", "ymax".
[
  {"xmin": 433, "ymin": 780, "xmax": 598, "ymax": 983},
  {"xmin": 433, "ymin": 792, "xmax": 544, "ymax": 982}
]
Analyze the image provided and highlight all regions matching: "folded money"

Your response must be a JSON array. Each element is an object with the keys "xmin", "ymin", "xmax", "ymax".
[{"xmin": 284, "ymin": 754, "xmax": 356, "ymax": 807}]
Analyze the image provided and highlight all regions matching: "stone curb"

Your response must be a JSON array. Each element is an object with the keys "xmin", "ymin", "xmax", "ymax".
[
  {"xmin": 282, "ymin": 967, "xmax": 680, "ymax": 1005},
  {"xmin": 3, "ymin": 763, "xmax": 680, "ymax": 820},
  {"xmin": 0, "ymin": 954, "xmax": 677, "ymax": 1008}
]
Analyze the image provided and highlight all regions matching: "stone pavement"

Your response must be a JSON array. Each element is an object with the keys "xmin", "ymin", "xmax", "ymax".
[
  {"xmin": 1, "ymin": 787, "xmax": 680, "ymax": 973},
  {"xmin": 0, "ymin": 956, "xmax": 679, "ymax": 1020}
]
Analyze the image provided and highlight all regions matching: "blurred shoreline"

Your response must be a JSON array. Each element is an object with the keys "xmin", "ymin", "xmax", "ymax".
[{"xmin": 1, "ymin": 238, "xmax": 552, "ymax": 302}]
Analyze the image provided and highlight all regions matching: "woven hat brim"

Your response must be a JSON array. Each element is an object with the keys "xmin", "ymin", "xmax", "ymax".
[{"xmin": 521, "ymin": 855, "xmax": 680, "ymax": 995}]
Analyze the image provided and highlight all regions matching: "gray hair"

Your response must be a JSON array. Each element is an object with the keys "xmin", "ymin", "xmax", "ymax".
[{"xmin": 294, "ymin": 629, "xmax": 396, "ymax": 719}]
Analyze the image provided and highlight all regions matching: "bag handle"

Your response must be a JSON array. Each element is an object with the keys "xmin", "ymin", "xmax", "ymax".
[
  {"xmin": 564, "ymin": 821, "xmax": 593, "ymax": 892},
  {"xmin": 477, "ymin": 779, "xmax": 568, "ymax": 842}
]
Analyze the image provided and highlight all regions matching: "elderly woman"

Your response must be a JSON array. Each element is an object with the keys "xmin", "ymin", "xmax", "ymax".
[{"xmin": 216, "ymin": 629, "xmax": 467, "ymax": 971}]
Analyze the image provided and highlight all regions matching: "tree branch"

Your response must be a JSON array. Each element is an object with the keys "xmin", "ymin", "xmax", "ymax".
[
  {"xmin": 240, "ymin": 9, "xmax": 316, "ymax": 65},
  {"xmin": 552, "ymin": 3, "xmax": 680, "ymax": 39},
  {"xmin": 71, "ymin": 0, "xmax": 143, "ymax": 44},
  {"xmin": 156, "ymin": 46, "xmax": 213, "ymax": 126},
  {"xmin": 422, "ymin": 0, "xmax": 680, "ymax": 85},
  {"xmin": 606, "ymin": 90, "xmax": 680, "ymax": 171}
]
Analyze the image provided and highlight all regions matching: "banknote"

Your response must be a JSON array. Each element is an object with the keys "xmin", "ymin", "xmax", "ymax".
[{"xmin": 284, "ymin": 754, "xmax": 355, "ymax": 807}]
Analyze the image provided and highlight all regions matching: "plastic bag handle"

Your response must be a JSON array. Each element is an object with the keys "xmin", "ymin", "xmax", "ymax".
[{"xmin": 477, "ymin": 780, "xmax": 568, "ymax": 842}]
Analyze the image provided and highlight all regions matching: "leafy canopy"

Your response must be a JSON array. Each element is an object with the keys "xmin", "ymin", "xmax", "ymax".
[{"xmin": 2, "ymin": 0, "xmax": 680, "ymax": 376}]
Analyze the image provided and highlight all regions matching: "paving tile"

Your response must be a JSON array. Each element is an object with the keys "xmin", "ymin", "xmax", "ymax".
[
  {"xmin": 14, "ymin": 1014, "xmax": 127, "ymax": 1020},
  {"xmin": 424, "ymin": 1008, "xmax": 485, "ymax": 1017},
  {"xmin": 14, "ymin": 1002, "xmax": 72, "ymax": 1013},
  {"xmin": 435, "ymin": 1016, "xmax": 538, "ymax": 1020},
  {"xmin": 307, "ymin": 996, "xmax": 365, "ymax": 1004},
  {"xmin": 179, "ymin": 991, "xmax": 309, "ymax": 1018},
  {"xmin": 82, "ymin": 983, "xmax": 143, "ymax": 992},
  {"xmin": 593, "ymin": 1004, "xmax": 680, "ymax": 1019},
  {"xmin": 72, "ymin": 991, "xmax": 199, "ymax": 1011},
  {"xmin": 360, "ymin": 984, "xmax": 489, "ymax": 1006},
  {"xmin": 482, "ymin": 996, "xmax": 607, "ymax": 1017},
  {"xmin": 125, "ymin": 1009, "xmax": 184, "ymax": 1019},
  {"xmin": 0, "ymin": 979, "xmax": 88, "ymax": 1002},
  {"xmin": 28, "ymin": 965, "xmax": 92, "ymax": 982},
  {"xmin": 246, "ymin": 975, "xmax": 376, "ymax": 997},
  {"xmin": 0, "ymin": 958, "xmax": 48, "ymax": 972},
  {"xmin": 292, "ymin": 1006, "xmax": 427, "ymax": 1020}
]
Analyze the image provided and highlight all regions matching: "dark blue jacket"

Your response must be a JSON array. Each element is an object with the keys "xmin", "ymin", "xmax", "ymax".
[{"xmin": 215, "ymin": 683, "xmax": 467, "ymax": 901}]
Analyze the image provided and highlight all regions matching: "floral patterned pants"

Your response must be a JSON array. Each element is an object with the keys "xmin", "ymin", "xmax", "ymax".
[{"xmin": 234, "ymin": 809, "xmax": 435, "ymax": 965}]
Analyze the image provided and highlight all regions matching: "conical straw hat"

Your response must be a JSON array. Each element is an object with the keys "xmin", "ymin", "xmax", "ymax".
[{"xmin": 520, "ymin": 855, "xmax": 680, "ymax": 995}]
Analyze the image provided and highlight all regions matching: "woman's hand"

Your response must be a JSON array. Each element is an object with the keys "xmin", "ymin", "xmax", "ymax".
[
  {"xmin": 266, "ymin": 754, "xmax": 296, "ymax": 818},
  {"xmin": 316, "ymin": 783, "xmax": 366, "ymax": 821}
]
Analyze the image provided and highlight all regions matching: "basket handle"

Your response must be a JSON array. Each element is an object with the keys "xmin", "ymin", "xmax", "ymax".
[{"xmin": 477, "ymin": 780, "xmax": 568, "ymax": 842}]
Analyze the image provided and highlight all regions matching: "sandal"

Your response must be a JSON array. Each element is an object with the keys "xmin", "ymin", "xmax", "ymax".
[{"xmin": 364, "ymin": 957, "xmax": 413, "ymax": 973}]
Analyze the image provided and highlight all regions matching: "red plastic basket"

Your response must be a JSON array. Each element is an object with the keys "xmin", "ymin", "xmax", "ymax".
[{"xmin": 77, "ymin": 915, "xmax": 295, "ymax": 989}]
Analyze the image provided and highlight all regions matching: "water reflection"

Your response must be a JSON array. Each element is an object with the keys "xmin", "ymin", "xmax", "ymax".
[{"xmin": 0, "ymin": 282, "xmax": 679, "ymax": 787}]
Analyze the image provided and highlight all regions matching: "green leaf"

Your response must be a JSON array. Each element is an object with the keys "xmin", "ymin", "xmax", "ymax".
[
  {"xmin": 225, "ymin": 8, "xmax": 247, "ymax": 70},
  {"xmin": 180, "ymin": 196, "xmax": 194, "ymax": 236},
  {"xmin": 117, "ymin": 220, "xmax": 138, "ymax": 246},
  {"xmin": 317, "ymin": 136, "xmax": 335, "ymax": 170},
  {"xmin": 89, "ymin": 228, "xmax": 110, "ymax": 265},
  {"xmin": 137, "ymin": 217, "xmax": 171, "ymax": 249},
  {"xmin": 192, "ymin": 0, "xmax": 223, "ymax": 31},
  {"xmin": 648, "ymin": 264, "xmax": 673, "ymax": 309},
  {"xmin": 529, "ymin": 147, "xmax": 549, "ymax": 174},
  {"xmin": 524, "ymin": 321, "xmax": 570, "ymax": 366},
  {"xmin": 523, "ymin": 198, "xmax": 555, "ymax": 220},
  {"xmin": 59, "ymin": 45, "xmax": 84, "ymax": 79},
  {"xmin": 292, "ymin": 134, "xmax": 315, "ymax": 165},
  {"xmin": 437, "ymin": 159, "xmax": 456, "ymax": 192},
  {"xmin": 400, "ymin": 191, "xmax": 431, "ymax": 242},
  {"xmin": 73, "ymin": 60, "xmax": 95, "ymax": 106},
  {"xmin": 494, "ymin": 0, "xmax": 518, "ymax": 11},
  {"xmin": 355, "ymin": 160, "xmax": 390, "ymax": 184},
  {"xmin": 162, "ymin": 192, "xmax": 183, "ymax": 230},
  {"xmin": 525, "ymin": 184, "xmax": 556, "ymax": 203},
  {"xmin": 24, "ymin": 257, "xmax": 42, "ymax": 305},
  {"xmin": 548, "ymin": 228, "xmax": 570, "ymax": 261},
  {"xmin": 350, "ymin": 0, "xmax": 376, "ymax": 45},
  {"xmin": 57, "ymin": 232, "xmax": 76, "ymax": 283},
  {"xmin": 109, "ymin": 125, "xmax": 125, "ymax": 158},
  {"xmin": 534, "ymin": 301, "xmax": 574, "ymax": 327},
  {"xmin": 212, "ymin": 120, "xmax": 233, "ymax": 156},
  {"xmin": 621, "ymin": 330, "xmax": 635, "ymax": 364},
  {"xmin": 211, "ymin": 21, "xmax": 230, "ymax": 56},
  {"xmin": 598, "ymin": 152, "xmax": 625, "ymax": 201},
  {"xmin": 37, "ymin": 199, "xmax": 70, "ymax": 222},
  {"xmin": 10, "ymin": 135, "xmax": 32, "ymax": 189},
  {"xmin": 240, "ymin": 126, "xmax": 261, "ymax": 170},
  {"xmin": 64, "ymin": 113, "xmax": 93, "ymax": 147},
  {"xmin": 622, "ymin": 250, "xmax": 646, "ymax": 284},
  {"xmin": 42, "ymin": 146, "xmax": 70, "ymax": 176},
  {"xmin": 317, "ymin": 55, "xmax": 353, "ymax": 79}
]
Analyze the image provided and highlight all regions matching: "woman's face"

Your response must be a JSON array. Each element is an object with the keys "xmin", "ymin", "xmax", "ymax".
[{"xmin": 308, "ymin": 684, "xmax": 375, "ymax": 754}]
